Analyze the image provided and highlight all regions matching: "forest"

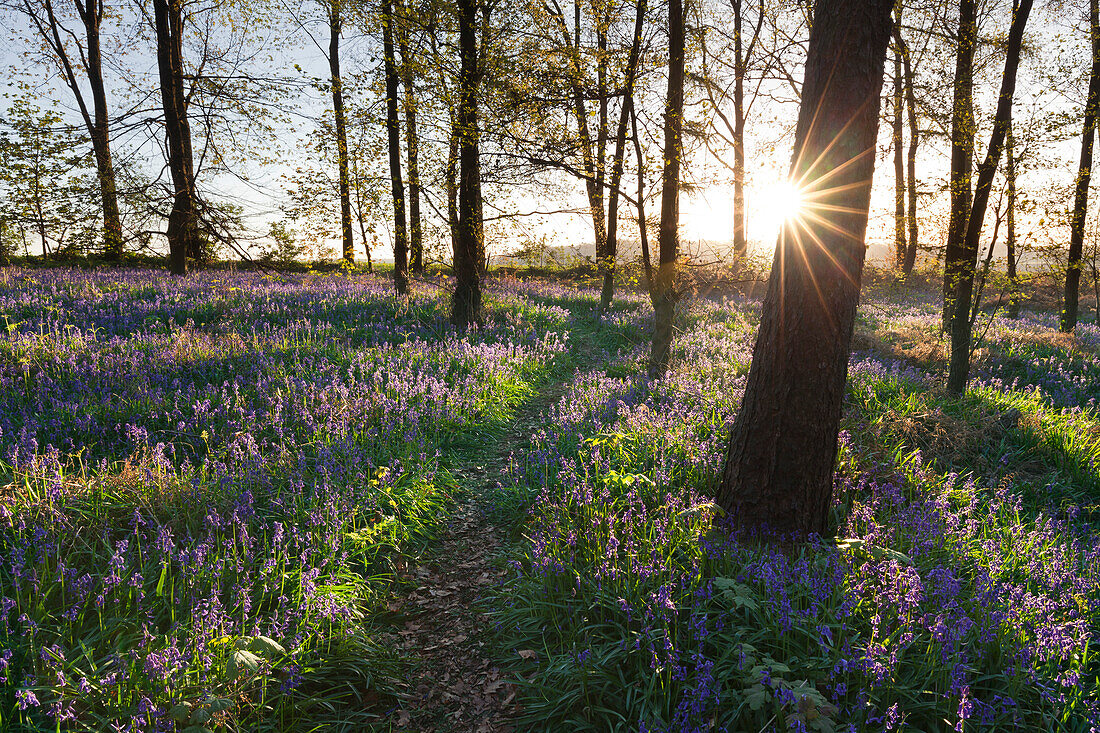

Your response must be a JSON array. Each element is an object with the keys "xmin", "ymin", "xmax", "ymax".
[{"xmin": 1, "ymin": 0, "xmax": 1100, "ymax": 729}]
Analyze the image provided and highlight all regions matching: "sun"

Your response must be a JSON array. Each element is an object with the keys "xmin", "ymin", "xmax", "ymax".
[{"xmin": 754, "ymin": 179, "xmax": 808, "ymax": 233}]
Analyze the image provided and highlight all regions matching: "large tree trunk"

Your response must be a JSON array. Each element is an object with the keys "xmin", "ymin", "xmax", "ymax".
[
  {"xmin": 1006, "ymin": 118, "xmax": 1020, "ymax": 317},
  {"xmin": 946, "ymin": 0, "xmax": 1033, "ymax": 395},
  {"xmin": 153, "ymin": 0, "xmax": 199, "ymax": 275},
  {"xmin": 648, "ymin": 0, "xmax": 686, "ymax": 378},
  {"xmin": 600, "ymin": 0, "xmax": 647, "ymax": 313},
  {"xmin": 383, "ymin": 0, "xmax": 410, "ymax": 294},
  {"xmin": 396, "ymin": 2, "xmax": 423, "ymax": 274},
  {"xmin": 1063, "ymin": 0, "xmax": 1100, "ymax": 332},
  {"xmin": 716, "ymin": 0, "xmax": 894, "ymax": 537},
  {"xmin": 897, "ymin": 20, "xmax": 919, "ymax": 274},
  {"xmin": 329, "ymin": 0, "xmax": 354, "ymax": 264},
  {"xmin": 892, "ymin": 9, "xmax": 905, "ymax": 269},
  {"xmin": 942, "ymin": 0, "xmax": 977, "ymax": 329},
  {"xmin": 452, "ymin": 0, "xmax": 483, "ymax": 328}
]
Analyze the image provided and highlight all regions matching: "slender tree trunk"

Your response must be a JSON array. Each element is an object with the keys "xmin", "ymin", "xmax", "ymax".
[
  {"xmin": 716, "ymin": 0, "xmax": 894, "ymax": 537},
  {"xmin": 1006, "ymin": 119, "xmax": 1020, "ymax": 317},
  {"xmin": 352, "ymin": 159, "xmax": 374, "ymax": 272},
  {"xmin": 447, "ymin": 121, "xmax": 460, "ymax": 257},
  {"xmin": 82, "ymin": 0, "xmax": 122, "ymax": 259},
  {"xmin": 601, "ymin": 0, "xmax": 647, "ymax": 313},
  {"xmin": 946, "ymin": 0, "xmax": 1033, "ymax": 395},
  {"xmin": 153, "ymin": 0, "xmax": 199, "ymax": 275},
  {"xmin": 383, "ymin": 0, "xmax": 409, "ymax": 294},
  {"xmin": 892, "ymin": 9, "xmax": 905, "ymax": 268},
  {"xmin": 943, "ymin": 0, "xmax": 976, "ymax": 329},
  {"xmin": 396, "ymin": 1, "xmax": 423, "ymax": 274},
  {"xmin": 897, "ymin": 21, "xmax": 919, "ymax": 274},
  {"xmin": 631, "ymin": 101, "xmax": 655, "ymax": 302},
  {"xmin": 452, "ymin": 0, "xmax": 483, "ymax": 328},
  {"xmin": 1063, "ymin": 0, "xmax": 1100, "ymax": 332},
  {"xmin": 732, "ymin": 0, "xmax": 748, "ymax": 259},
  {"xmin": 328, "ymin": 0, "xmax": 354, "ymax": 264},
  {"xmin": 648, "ymin": 0, "xmax": 685, "ymax": 378},
  {"xmin": 563, "ymin": 1, "xmax": 608, "ymax": 280},
  {"xmin": 32, "ymin": 0, "xmax": 124, "ymax": 259}
]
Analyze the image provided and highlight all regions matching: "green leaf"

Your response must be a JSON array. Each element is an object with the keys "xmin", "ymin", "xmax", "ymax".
[
  {"xmin": 227, "ymin": 649, "xmax": 262, "ymax": 677},
  {"xmin": 169, "ymin": 703, "xmax": 192, "ymax": 722},
  {"xmin": 187, "ymin": 708, "xmax": 211, "ymax": 725},
  {"xmin": 745, "ymin": 684, "xmax": 768, "ymax": 712},
  {"xmin": 247, "ymin": 635, "xmax": 287, "ymax": 657}
]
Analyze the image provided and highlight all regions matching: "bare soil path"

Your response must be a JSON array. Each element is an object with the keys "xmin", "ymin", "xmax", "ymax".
[{"xmin": 377, "ymin": 385, "xmax": 567, "ymax": 733}]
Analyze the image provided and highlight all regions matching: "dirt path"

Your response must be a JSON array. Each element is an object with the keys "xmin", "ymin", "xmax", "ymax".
[{"xmin": 379, "ymin": 387, "xmax": 566, "ymax": 733}]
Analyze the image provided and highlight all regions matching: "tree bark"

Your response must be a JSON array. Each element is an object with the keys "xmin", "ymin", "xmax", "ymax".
[
  {"xmin": 383, "ymin": 0, "xmax": 410, "ymax": 294},
  {"xmin": 892, "ymin": 8, "xmax": 905, "ymax": 269},
  {"xmin": 942, "ymin": 0, "xmax": 976, "ymax": 329},
  {"xmin": 601, "ymin": 0, "xmax": 647, "ymax": 313},
  {"xmin": 396, "ymin": 0, "xmax": 423, "ymax": 274},
  {"xmin": 1063, "ymin": 0, "xmax": 1100, "ymax": 332},
  {"xmin": 153, "ymin": 0, "xmax": 200, "ymax": 275},
  {"xmin": 452, "ymin": 0, "xmax": 483, "ymax": 328},
  {"xmin": 716, "ymin": 0, "xmax": 895, "ymax": 537},
  {"xmin": 648, "ymin": 0, "xmax": 686, "ymax": 378},
  {"xmin": 328, "ymin": 0, "xmax": 354, "ymax": 264},
  {"xmin": 946, "ymin": 0, "xmax": 1033, "ymax": 395}
]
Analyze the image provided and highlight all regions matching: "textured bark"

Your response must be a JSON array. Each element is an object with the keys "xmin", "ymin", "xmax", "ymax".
[
  {"xmin": 383, "ymin": 0, "xmax": 409, "ymax": 294},
  {"xmin": 1063, "ymin": 0, "xmax": 1100, "ymax": 332},
  {"xmin": 892, "ymin": 9, "xmax": 905, "ymax": 268},
  {"xmin": 396, "ymin": 3, "xmax": 423, "ymax": 274},
  {"xmin": 153, "ymin": 0, "xmax": 199, "ymax": 275},
  {"xmin": 716, "ymin": 0, "xmax": 894, "ymax": 537},
  {"xmin": 648, "ymin": 0, "xmax": 685, "ymax": 378},
  {"xmin": 601, "ymin": 0, "xmax": 646, "ymax": 313},
  {"xmin": 942, "ymin": 0, "xmax": 976, "ymax": 329},
  {"xmin": 1006, "ymin": 119, "xmax": 1020, "ymax": 318},
  {"xmin": 452, "ymin": 0, "xmax": 483, "ymax": 328},
  {"xmin": 32, "ymin": 0, "xmax": 123, "ymax": 259},
  {"xmin": 329, "ymin": 0, "xmax": 354, "ymax": 264},
  {"xmin": 946, "ymin": 0, "xmax": 1032, "ymax": 395},
  {"xmin": 897, "ymin": 22, "xmax": 919, "ymax": 274}
]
